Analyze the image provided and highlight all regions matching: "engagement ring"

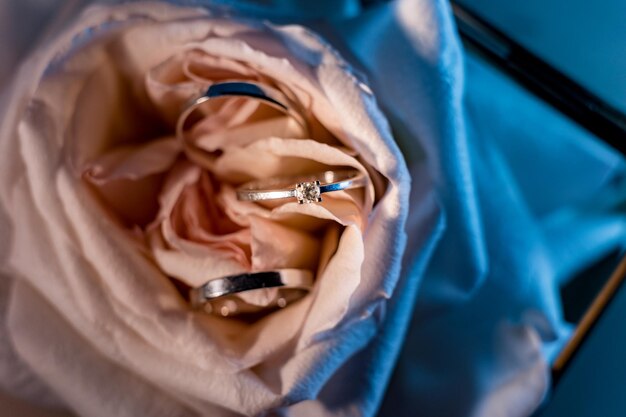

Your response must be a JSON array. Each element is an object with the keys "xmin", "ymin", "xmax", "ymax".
[{"xmin": 236, "ymin": 169, "xmax": 367, "ymax": 204}]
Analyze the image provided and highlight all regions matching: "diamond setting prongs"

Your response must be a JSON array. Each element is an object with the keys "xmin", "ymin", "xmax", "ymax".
[{"xmin": 295, "ymin": 181, "xmax": 322, "ymax": 204}]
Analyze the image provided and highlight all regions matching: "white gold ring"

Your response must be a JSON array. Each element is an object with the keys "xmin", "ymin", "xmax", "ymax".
[
  {"xmin": 236, "ymin": 169, "xmax": 367, "ymax": 204},
  {"xmin": 176, "ymin": 80, "xmax": 307, "ymax": 140},
  {"xmin": 190, "ymin": 269, "xmax": 314, "ymax": 316}
]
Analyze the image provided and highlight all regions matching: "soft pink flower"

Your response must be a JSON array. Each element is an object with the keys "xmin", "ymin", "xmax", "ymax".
[{"xmin": 0, "ymin": 2, "xmax": 409, "ymax": 415}]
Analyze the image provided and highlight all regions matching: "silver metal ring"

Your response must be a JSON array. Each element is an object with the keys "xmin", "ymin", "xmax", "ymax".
[
  {"xmin": 190, "ymin": 269, "xmax": 314, "ymax": 316},
  {"xmin": 176, "ymin": 81, "xmax": 307, "ymax": 141},
  {"xmin": 236, "ymin": 169, "xmax": 368, "ymax": 204}
]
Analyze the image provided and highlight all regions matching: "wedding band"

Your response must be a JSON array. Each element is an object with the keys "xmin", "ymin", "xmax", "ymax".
[
  {"xmin": 176, "ymin": 81, "xmax": 307, "ymax": 139},
  {"xmin": 236, "ymin": 169, "xmax": 367, "ymax": 204},
  {"xmin": 190, "ymin": 269, "xmax": 314, "ymax": 316}
]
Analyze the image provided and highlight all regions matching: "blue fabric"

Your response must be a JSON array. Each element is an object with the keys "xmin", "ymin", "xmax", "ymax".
[
  {"xmin": 376, "ymin": 49, "xmax": 626, "ymax": 416},
  {"xmin": 333, "ymin": 1, "xmax": 626, "ymax": 415}
]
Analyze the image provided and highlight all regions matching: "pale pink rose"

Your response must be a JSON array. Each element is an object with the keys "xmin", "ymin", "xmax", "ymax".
[{"xmin": 0, "ymin": 2, "xmax": 409, "ymax": 416}]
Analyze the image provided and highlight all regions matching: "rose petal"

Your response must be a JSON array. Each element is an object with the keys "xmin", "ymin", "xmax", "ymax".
[
  {"xmin": 250, "ymin": 215, "xmax": 320, "ymax": 271},
  {"xmin": 83, "ymin": 135, "xmax": 180, "ymax": 184},
  {"xmin": 148, "ymin": 227, "xmax": 249, "ymax": 286},
  {"xmin": 194, "ymin": 115, "xmax": 307, "ymax": 152}
]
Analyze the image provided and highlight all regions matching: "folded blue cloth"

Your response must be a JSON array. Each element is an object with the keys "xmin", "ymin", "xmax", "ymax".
[{"xmin": 331, "ymin": 1, "xmax": 626, "ymax": 416}]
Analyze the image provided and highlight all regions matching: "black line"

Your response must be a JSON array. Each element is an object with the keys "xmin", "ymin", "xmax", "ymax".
[{"xmin": 451, "ymin": 2, "xmax": 626, "ymax": 155}]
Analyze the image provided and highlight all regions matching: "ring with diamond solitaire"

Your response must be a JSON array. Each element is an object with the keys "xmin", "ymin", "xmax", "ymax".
[
  {"xmin": 176, "ymin": 81, "xmax": 307, "ymax": 140},
  {"xmin": 236, "ymin": 169, "xmax": 368, "ymax": 204},
  {"xmin": 190, "ymin": 269, "xmax": 314, "ymax": 316}
]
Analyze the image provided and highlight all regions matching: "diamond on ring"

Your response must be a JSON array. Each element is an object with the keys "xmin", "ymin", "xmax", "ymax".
[{"xmin": 295, "ymin": 181, "xmax": 322, "ymax": 204}]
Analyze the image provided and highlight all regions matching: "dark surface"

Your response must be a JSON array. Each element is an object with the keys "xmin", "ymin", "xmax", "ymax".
[
  {"xmin": 455, "ymin": 0, "xmax": 626, "ymax": 115},
  {"xmin": 560, "ymin": 250, "xmax": 623, "ymax": 324},
  {"xmin": 452, "ymin": 3, "xmax": 626, "ymax": 156},
  {"xmin": 535, "ymin": 262, "xmax": 626, "ymax": 417}
]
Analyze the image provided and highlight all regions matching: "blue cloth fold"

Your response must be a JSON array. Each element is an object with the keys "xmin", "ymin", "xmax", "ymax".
[{"xmin": 363, "ymin": 10, "xmax": 626, "ymax": 415}]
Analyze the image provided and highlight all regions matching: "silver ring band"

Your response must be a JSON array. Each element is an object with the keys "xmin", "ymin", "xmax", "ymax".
[
  {"xmin": 190, "ymin": 269, "xmax": 314, "ymax": 316},
  {"xmin": 176, "ymin": 81, "xmax": 307, "ymax": 140},
  {"xmin": 236, "ymin": 169, "xmax": 368, "ymax": 204}
]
